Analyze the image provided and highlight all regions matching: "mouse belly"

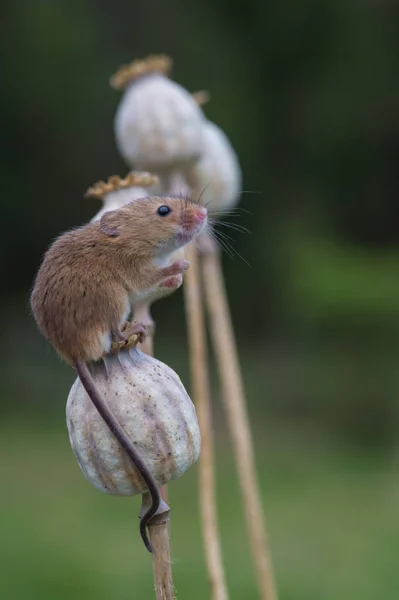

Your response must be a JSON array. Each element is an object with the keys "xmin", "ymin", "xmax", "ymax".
[{"xmin": 129, "ymin": 287, "xmax": 156, "ymax": 306}]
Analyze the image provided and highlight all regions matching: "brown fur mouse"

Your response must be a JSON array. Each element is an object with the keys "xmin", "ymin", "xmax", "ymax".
[{"xmin": 30, "ymin": 195, "xmax": 208, "ymax": 552}]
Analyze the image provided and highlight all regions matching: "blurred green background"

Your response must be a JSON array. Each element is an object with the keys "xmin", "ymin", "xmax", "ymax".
[{"xmin": 2, "ymin": 0, "xmax": 399, "ymax": 598}]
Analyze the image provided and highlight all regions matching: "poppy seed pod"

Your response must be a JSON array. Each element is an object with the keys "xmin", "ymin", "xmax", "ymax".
[
  {"xmin": 85, "ymin": 172, "xmax": 160, "ymax": 222},
  {"xmin": 111, "ymin": 55, "xmax": 205, "ymax": 173},
  {"xmin": 185, "ymin": 120, "xmax": 242, "ymax": 214},
  {"xmin": 66, "ymin": 347, "xmax": 200, "ymax": 496}
]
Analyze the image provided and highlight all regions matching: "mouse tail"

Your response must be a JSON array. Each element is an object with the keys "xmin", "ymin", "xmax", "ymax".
[{"xmin": 74, "ymin": 358, "xmax": 161, "ymax": 553}]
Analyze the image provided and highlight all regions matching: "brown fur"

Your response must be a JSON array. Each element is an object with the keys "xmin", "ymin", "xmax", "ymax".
[{"xmin": 31, "ymin": 196, "xmax": 207, "ymax": 364}]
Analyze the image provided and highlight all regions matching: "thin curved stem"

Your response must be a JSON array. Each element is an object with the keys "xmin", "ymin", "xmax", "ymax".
[
  {"xmin": 183, "ymin": 243, "xmax": 229, "ymax": 600},
  {"xmin": 201, "ymin": 241, "xmax": 277, "ymax": 600}
]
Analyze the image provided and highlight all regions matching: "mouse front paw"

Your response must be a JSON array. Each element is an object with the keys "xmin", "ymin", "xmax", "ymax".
[
  {"xmin": 159, "ymin": 274, "xmax": 183, "ymax": 290},
  {"xmin": 161, "ymin": 260, "xmax": 190, "ymax": 277}
]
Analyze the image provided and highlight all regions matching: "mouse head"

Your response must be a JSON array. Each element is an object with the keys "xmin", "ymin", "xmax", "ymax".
[{"xmin": 98, "ymin": 195, "xmax": 207, "ymax": 257}]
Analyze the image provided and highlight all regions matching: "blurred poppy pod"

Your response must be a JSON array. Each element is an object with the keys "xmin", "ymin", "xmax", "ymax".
[
  {"xmin": 111, "ymin": 55, "xmax": 205, "ymax": 174},
  {"xmin": 66, "ymin": 347, "xmax": 200, "ymax": 496},
  {"xmin": 186, "ymin": 120, "xmax": 242, "ymax": 214}
]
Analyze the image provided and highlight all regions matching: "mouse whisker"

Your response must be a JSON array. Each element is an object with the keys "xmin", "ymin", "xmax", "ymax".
[
  {"xmin": 239, "ymin": 190, "xmax": 262, "ymax": 197},
  {"xmin": 208, "ymin": 226, "xmax": 251, "ymax": 267},
  {"xmin": 213, "ymin": 206, "xmax": 252, "ymax": 216},
  {"xmin": 195, "ymin": 183, "xmax": 211, "ymax": 206},
  {"xmin": 206, "ymin": 227, "xmax": 235, "ymax": 260},
  {"xmin": 208, "ymin": 218, "xmax": 251, "ymax": 234}
]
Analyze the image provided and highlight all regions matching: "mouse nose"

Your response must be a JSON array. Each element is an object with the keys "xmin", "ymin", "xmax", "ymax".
[{"xmin": 195, "ymin": 206, "xmax": 207, "ymax": 223}]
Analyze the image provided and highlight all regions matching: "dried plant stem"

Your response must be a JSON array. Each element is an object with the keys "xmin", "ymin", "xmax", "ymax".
[
  {"xmin": 183, "ymin": 243, "xmax": 229, "ymax": 600},
  {"xmin": 201, "ymin": 243, "xmax": 277, "ymax": 600},
  {"xmin": 141, "ymin": 495, "xmax": 175, "ymax": 600}
]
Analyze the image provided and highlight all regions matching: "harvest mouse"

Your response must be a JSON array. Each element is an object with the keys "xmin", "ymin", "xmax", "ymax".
[{"xmin": 30, "ymin": 195, "xmax": 208, "ymax": 551}]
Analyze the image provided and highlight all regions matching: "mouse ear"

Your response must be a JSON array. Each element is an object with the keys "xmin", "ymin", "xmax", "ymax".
[{"xmin": 99, "ymin": 210, "xmax": 121, "ymax": 237}]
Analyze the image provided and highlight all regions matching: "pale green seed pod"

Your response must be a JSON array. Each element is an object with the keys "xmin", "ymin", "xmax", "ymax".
[
  {"xmin": 66, "ymin": 347, "xmax": 200, "ymax": 496},
  {"xmin": 185, "ymin": 120, "xmax": 242, "ymax": 214}
]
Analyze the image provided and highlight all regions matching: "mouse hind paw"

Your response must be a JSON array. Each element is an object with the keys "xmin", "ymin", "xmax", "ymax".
[{"xmin": 110, "ymin": 322, "xmax": 148, "ymax": 353}]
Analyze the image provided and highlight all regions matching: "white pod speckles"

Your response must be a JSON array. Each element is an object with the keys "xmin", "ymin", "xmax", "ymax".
[
  {"xmin": 185, "ymin": 120, "xmax": 242, "ymax": 214},
  {"xmin": 114, "ymin": 74, "xmax": 205, "ymax": 172},
  {"xmin": 66, "ymin": 348, "xmax": 200, "ymax": 496}
]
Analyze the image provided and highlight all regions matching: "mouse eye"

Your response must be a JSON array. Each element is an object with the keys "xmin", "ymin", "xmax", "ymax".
[{"xmin": 157, "ymin": 205, "xmax": 171, "ymax": 217}]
